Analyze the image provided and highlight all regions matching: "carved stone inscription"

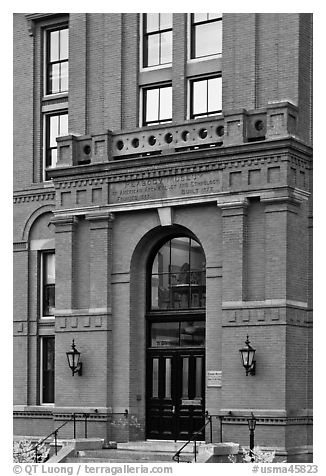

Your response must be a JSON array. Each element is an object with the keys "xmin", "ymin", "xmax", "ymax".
[{"xmin": 110, "ymin": 170, "xmax": 222, "ymax": 204}]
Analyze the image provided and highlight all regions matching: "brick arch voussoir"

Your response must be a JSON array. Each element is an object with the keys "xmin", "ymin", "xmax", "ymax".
[{"xmin": 22, "ymin": 204, "xmax": 55, "ymax": 242}]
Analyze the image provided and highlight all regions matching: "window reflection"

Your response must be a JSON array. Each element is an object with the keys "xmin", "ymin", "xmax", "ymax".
[
  {"xmin": 180, "ymin": 321, "xmax": 205, "ymax": 347},
  {"xmin": 191, "ymin": 13, "xmax": 222, "ymax": 59},
  {"xmin": 143, "ymin": 85, "xmax": 172, "ymax": 126},
  {"xmin": 151, "ymin": 237, "xmax": 206, "ymax": 310},
  {"xmin": 151, "ymin": 322, "xmax": 179, "ymax": 347},
  {"xmin": 191, "ymin": 76, "xmax": 222, "ymax": 119},
  {"xmin": 46, "ymin": 112, "xmax": 68, "ymax": 174},
  {"xmin": 143, "ymin": 13, "xmax": 172, "ymax": 67},
  {"xmin": 151, "ymin": 321, "xmax": 205, "ymax": 348},
  {"xmin": 47, "ymin": 27, "xmax": 69, "ymax": 94}
]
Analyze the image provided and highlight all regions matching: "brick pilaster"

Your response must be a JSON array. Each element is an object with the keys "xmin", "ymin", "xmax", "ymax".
[
  {"xmin": 85, "ymin": 211, "xmax": 114, "ymax": 309},
  {"xmin": 262, "ymin": 195, "xmax": 299, "ymax": 300},
  {"xmin": 172, "ymin": 13, "xmax": 187, "ymax": 123},
  {"xmin": 69, "ymin": 14, "xmax": 87, "ymax": 135},
  {"xmin": 218, "ymin": 198, "xmax": 248, "ymax": 302},
  {"xmin": 52, "ymin": 215, "xmax": 78, "ymax": 310}
]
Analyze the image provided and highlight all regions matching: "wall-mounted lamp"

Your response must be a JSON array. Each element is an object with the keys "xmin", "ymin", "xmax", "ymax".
[
  {"xmin": 239, "ymin": 335, "xmax": 256, "ymax": 376},
  {"xmin": 66, "ymin": 339, "xmax": 83, "ymax": 376}
]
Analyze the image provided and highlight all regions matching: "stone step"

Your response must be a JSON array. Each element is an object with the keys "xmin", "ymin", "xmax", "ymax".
[
  {"xmin": 65, "ymin": 449, "xmax": 192, "ymax": 463},
  {"xmin": 117, "ymin": 440, "xmax": 201, "ymax": 453}
]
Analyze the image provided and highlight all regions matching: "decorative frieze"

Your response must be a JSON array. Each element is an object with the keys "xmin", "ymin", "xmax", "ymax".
[
  {"xmin": 55, "ymin": 311, "xmax": 112, "ymax": 332},
  {"xmin": 13, "ymin": 192, "xmax": 55, "ymax": 204},
  {"xmin": 222, "ymin": 302, "xmax": 308, "ymax": 327}
]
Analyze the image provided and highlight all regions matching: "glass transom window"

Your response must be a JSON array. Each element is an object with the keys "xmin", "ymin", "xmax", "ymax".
[
  {"xmin": 191, "ymin": 13, "xmax": 222, "ymax": 59},
  {"xmin": 190, "ymin": 76, "xmax": 222, "ymax": 119},
  {"xmin": 151, "ymin": 237, "xmax": 206, "ymax": 310},
  {"xmin": 143, "ymin": 13, "xmax": 172, "ymax": 67}
]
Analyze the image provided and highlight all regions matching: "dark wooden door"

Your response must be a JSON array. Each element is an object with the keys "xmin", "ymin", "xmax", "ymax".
[{"xmin": 146, "ymin": 350, "xmax": 205, "ymax": 440}]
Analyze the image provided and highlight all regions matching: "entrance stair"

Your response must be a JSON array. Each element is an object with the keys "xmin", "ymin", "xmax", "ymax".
[{"xmin": 64, "ymin": 441, "xmax": 203, "ymax": 463}]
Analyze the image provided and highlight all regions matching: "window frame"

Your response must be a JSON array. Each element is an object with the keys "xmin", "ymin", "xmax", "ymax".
[
  {"xmin": 40, "ymin": 336, "xmax": 55, "ymax": 405},
  {"xmin": 189, "ymin": 74, "xmax": 222, "ymax": 120},
  {"xmin": 142, "ymin": 13, "xmax": 173, "ymax": 69},
  {"xmin": 141, "ymin": 83, "xmax": 173, "ymax": 127},
  {"xmin": 40, "ymin": 251, "xmax": 55, "ymax": 319},
  {"xmin": 43, "ymin": 109, "xmax": 68, "ymax": 181},
  {"xmin": 189, "ymin": 13, "xmax": 222, "ymax": 61},
  {"xmin": 44, "ymin": 24, "xmax": 69, "ymax": 96}
]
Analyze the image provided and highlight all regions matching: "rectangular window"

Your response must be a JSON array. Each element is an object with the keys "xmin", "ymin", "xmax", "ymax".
[
  {"xmin": 45, "ymin": 111, "xmax": 68, "ymax": 178},
  {"xmin": 41, "ymin": 337, "xmax": 55, "ymax": 404},
  {"xmin": 42, "ymin": 252, "xmax": 55, "ymax": 317},
  {"xmin": 143, "ymin": 13, "xmax": 172, "ymax": 68},
  {"xmin": 190, "ymin": 76, "xmax": 222, "ymax": 119},
  {"xmin": 190, "ymin": 13, "xmax": 222, "ymax": 59},
  {"xmin": 46, "ymin": 26, "xmax": 69, "ymax": 94},
  {"xmin": 143, "ymin": 84, "xmax": 172, "ymax": 126}
]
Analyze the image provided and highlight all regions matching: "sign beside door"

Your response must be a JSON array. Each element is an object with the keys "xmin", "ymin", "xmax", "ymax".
[{"xmin": 207, "ymin": 370, "xmax": 222, "ymax": 387}]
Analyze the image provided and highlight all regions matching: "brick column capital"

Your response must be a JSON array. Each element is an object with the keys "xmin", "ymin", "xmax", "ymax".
[
  {"xmin": 85, "ymin": 211, "xmax": 115, "ymax": 230},
  {"xmin": 261, "ymin": 188, "xmax": 309, "ymax": 207},
  {"xmin": 217, "ymin": 196, "xmax": 248, "ymax": 216},
  {"xmin": 51, "ymin": 215, "xmax": 78, "ymax": 233}
]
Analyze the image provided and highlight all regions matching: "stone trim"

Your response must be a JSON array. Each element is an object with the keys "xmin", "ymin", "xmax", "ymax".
[
  {"xmin": 222, "ymin": 299, "xmax": 308, "ymax": 309},
  {"xmin": 13, "ymin": 241, "xmax": 28, "ymax": 252},
  {"xmin": 14, "ymin": 192, "xmax": 55, "ymax": 204}
]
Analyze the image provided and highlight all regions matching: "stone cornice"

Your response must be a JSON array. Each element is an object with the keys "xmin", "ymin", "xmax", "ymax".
[
  {"xmin": 51, "ymin": 155, "xmax": 311, "ymax": 192},
  {"xmin": 49, "ymin": 137, "xmax": 312, "ymax": 185}
]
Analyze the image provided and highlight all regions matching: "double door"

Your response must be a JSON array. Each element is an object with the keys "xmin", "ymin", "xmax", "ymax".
[{"xmin": 146, "ymin": 350, "xmax": 205, "ymax": 441}]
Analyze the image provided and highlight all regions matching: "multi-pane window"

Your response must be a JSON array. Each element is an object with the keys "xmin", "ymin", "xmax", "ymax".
[
  {"xmin": 42, "ymin": 252, "xmax": 55, "ymax": 317},
  {"xmin": 190, "ymin": 76, "xmax": 222, "ymax": 119},
  {"xmin": 41, "ymin": 337, "xmax": 55, "ymax": 404},
  {"xmin": 143, "ymin": 84, "xmax": 172, "ymax": 126},
  {"xmin": 46, "ymin": 27, "xmax": 69, "ymax": 94},
  {"xmin": 45, "ymin": 111, "xmax": 68, "ymax": 177},
  {"xmin": 190, "ymin": 13, "xmax": 222, "ymax": 59},
  {"xmin": 143, "ymin": 13, "xmax": 172, "ymax": 67},
  {"xmin": 151, "ymin": 237, "xmax": 206, "ymax": 310}
]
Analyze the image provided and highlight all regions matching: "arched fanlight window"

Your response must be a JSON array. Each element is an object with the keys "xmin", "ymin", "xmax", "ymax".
[{"xmin": 151, "ymin": 237, "xmax": 206, "ymax": 311}]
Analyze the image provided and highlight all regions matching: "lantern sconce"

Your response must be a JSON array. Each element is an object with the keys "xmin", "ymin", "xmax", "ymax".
[
  {"xmin": 239, "ymin": 335, "xmax": 256, "ymax": 376},
  {"xmin": 66, "ymin": 339, "xmax": 83, "ymax": 376}
]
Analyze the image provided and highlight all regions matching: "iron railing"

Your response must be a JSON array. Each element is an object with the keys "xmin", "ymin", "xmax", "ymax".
[
  {"xmin": 172, "ymin": 412, "xmax": 213, "ymax": 463},
  {"xmin": 13, "ymin": 412, "xmax": 90, "ymax": 462}
]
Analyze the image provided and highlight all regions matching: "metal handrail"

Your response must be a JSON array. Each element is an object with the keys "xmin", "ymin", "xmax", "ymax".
[
  {"xmin": 32, "ymin": 418, "xmax": 72, "ymax": 462},
  {"xmin": 13, "ymin": 412, "xmax": 91, "ymax": 462},
  {"xmin": 172, "ymin": 412, "xmax": 212, "ymax": 463}
]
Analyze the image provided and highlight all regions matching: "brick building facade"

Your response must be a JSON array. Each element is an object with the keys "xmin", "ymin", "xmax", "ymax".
[{"xmin": 13, "ymin": 13, "xmax": 313, "ymax": 462}]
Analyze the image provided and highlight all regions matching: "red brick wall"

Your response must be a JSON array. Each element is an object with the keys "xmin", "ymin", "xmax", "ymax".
[
  {"xmin": 13, "ymin": 14, "xmax": 34, "ymax": 189},
  {"xmin": 121, "ymin": 14, "xmax": 139, "ymax": 130},
  {"xmin": 222, "ymin": 13, "xmax": 257, "ymax": 112},
  {"xmin": 246, "ymin": 199, "xmax": 265, "ymax": 301},
  {"xmin": 73, "ymin": 218, "xmax": 90, "ymax": 309},
  {"xmin": 69, "ymin": 13, "xmax": 87, "ymax": 135}
]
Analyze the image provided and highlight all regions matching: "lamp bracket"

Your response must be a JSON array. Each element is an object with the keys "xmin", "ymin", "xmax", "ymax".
[
  {"xmin": 72, "ymin": 362, "xmax": 83, "ymax": 377},
  {"xmin": 246, "ymin": 360, "xmax": 256, "ymax": 376}
]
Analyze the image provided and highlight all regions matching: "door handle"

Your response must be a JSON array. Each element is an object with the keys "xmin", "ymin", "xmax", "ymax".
[{"xmin": 172, "ymin": 405, "xmax": 175, "ymax": 414}]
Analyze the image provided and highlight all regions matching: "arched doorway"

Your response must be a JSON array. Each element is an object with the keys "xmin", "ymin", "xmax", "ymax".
[{"xmin": 146, "ymin": 235, "xmax": 206, "ymax": 441}]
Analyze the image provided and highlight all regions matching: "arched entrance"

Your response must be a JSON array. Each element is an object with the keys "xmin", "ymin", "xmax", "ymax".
[{"xmin": 145, "ymin": 235, "xmax": 206, "ymax": 441}]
